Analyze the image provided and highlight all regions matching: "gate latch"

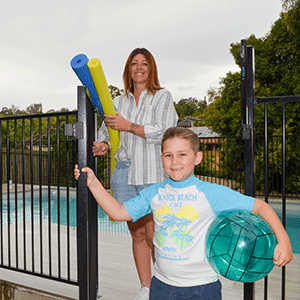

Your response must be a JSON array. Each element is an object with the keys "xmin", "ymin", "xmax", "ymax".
[
  {"xmin": 64, "ymin": 122, "xmax": 83, "ymax": 139},
  {"xmin": 242, "ymin": 124, "xmax": 251, "ymax": 140}
]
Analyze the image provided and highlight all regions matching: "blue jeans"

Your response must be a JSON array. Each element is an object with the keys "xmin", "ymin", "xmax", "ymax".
[
  {"xmin": 110, "ymin": 161, "xmax": 151, "ymax": 204},
  {"xmin": 150, "ymin": 276, "xmax": 222, "ymax": 300}
]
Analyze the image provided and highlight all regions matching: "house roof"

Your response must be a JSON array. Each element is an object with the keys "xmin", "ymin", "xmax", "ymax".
[
  {"xmin": 177, "ymin": 119, "xmax": 193, "ymax": 127},
  {"xmin": 189, "ymin": 127, "xmax": 219, "ymax": 138}
]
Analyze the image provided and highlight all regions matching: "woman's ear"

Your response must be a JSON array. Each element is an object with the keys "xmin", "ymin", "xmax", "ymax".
[{"xmin": 195, "ymin": 151, "xmax": 203, "ymax": 166}]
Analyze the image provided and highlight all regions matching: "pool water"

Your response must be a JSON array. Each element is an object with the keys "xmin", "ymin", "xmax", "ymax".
[
  {"xmin": 271, "ymin": 202, "xmax": 300, "ymax": 255},
  {"xmin": 1, "ymin": 190, "xmax": 299, "ymax": 252},
  {"xmin": 1, "ymin": 189, "xmax": 129, "ymax": 234}
]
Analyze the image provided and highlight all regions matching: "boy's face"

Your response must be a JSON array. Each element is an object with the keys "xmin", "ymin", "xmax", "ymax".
[{"xmin": 161, "ymin": 137, "xmax": 202, "ymax": 181}]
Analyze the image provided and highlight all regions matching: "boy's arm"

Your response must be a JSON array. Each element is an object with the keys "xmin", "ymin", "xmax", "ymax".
[
  {"xmin": 75, "ymin": 166, "xmax": 132, "ymax": 222},
  {"xmin": 252, "ymin": 199, "xmax": 293, "ymax": 267}
]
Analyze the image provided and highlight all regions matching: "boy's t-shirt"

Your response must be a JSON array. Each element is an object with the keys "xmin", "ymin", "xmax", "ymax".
[{"xmin": 123, "ymin": 175, "xmax": 255, "ymax": 287}]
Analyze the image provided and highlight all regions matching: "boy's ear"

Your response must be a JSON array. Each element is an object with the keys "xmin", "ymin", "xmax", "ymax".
[{"xmin": 195, "ymin": 151, "xmax": 203, "ymax": 166}]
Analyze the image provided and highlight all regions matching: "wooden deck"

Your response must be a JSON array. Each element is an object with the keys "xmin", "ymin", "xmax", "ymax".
[
  {"xmin": 0, "ymin": 231, "xmax": 299, "ymax": 299},
  {"xmin": 98, "ymin": 233, "xmax": 300, "ymax": 300}
]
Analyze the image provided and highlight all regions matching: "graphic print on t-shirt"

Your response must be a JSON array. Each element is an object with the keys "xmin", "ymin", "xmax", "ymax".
[{"xmin": 155, "ymin": 203, "xmax": 200, "ymax": 255}]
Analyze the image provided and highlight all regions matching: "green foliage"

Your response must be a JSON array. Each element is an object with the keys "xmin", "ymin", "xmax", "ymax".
[
  {"xmin": 174, "ymin": 97, "xmax": 207, "ymax": 126},
  {"xmin": 200, "ymin": 3, "xmax": 300, "ymax": 195},
  {"xmin": 109, "ymin": 84, "xmax": 124, "ymax": 99},
  {"xmin": 202, "ymin": 72, "xmax": 241, "ymax": 136}
]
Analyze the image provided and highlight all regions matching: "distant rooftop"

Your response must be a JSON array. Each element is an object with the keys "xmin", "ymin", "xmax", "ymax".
[{"xmin": 189, "ymin": 127, "xmax": 219, "ymax": 138}]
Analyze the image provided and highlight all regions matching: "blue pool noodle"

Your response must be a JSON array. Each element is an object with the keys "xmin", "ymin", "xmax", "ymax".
[{"xmin": 70, "ymin": 54, "xmax": 105, "ymax": 118}]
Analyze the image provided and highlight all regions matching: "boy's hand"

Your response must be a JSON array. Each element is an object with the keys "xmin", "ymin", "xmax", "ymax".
[
  {"xmin": 74, "ymin": 165, "xmax": 97, "ymax": 187},
  {"xmin": 273, "ymin": 242, "xmax": 293, "ymax": 267},
  {"xmin": 74, "ymin": 164, "xmax": 81, "ymax": 180}
]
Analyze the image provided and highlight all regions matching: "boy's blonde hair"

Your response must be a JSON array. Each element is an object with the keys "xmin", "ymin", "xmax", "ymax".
[{"xmin": 161, "ymin": 127, "xmax": 200, "ymax": 154}]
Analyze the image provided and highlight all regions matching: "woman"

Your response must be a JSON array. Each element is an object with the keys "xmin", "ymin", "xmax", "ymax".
[{"xmin": 93, "ymin": 48, "xmax": 178, "ymax": 300}]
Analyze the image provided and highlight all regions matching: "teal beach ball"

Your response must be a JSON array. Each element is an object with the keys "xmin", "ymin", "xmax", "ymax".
[{"xmin": 206, "ymin": 211, "xmax": 277, "ymax": 282}]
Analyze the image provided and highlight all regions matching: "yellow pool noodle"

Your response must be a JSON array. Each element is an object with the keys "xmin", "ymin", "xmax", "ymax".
[
  {"xmin": 87, "ymin": 58, "xmax": 120, "ymax": 175},
  {"xmin": 88, "ymin": 58, "xmax": 120, "ymax": 222}
]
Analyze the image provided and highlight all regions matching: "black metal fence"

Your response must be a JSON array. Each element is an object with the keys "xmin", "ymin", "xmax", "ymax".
[
  {"xmin": 197, "ymin": 134, "xmax": 300, "ymax": 199},
  {"xmin": 0, "ymin": 94, "xmax": 299, "ymax": 299},
  {"xmin": 0, "ymin": 111, "xmax": 79, "ymax": 285}
]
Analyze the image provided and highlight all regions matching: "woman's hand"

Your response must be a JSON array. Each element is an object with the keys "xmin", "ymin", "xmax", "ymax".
[
  {"xmin": 92, "ymin": 141, "xmax": 109, "ymax": 156},
  {"xmin": 104, "ymin": 112, "xmax": 130, "ymax": 131}
]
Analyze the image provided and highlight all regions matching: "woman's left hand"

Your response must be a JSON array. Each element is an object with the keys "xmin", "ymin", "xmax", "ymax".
[{"xmin": 104, "ymin": 112, "xmax": 130, "ymax": 131}]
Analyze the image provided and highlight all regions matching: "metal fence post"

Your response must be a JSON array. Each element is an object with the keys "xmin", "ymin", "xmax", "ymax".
[
  {"xmin": 76, "ymin": 86, "xmax": 99, "ymax": 299},
  {"xmin": 240, "ymin": 39, "xmax": 255, "ymax": 300}
]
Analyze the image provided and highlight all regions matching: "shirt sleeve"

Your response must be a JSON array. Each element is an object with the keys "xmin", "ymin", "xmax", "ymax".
[
  {"xmin": 97, "ymin": 121, "xmax": 110, "ymax": 143},
  {"xmin": 201, "ymin": 182, "xmax": 255, "ymax": 216},
  {"xmin": 144, "ymin": 90, "xmax": 178, "ymax": 144},
  {"xmin": 123, "ymin": 187, "xmax": 154, "ymax": 222}
]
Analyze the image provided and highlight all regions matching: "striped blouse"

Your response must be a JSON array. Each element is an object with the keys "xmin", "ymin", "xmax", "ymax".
[{"xmin": 97, "ymin": 88, "xmax": 178, "ymax": 185}]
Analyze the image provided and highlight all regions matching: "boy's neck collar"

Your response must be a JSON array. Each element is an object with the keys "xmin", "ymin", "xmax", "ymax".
[{"xmin": 167, "ymin": 175, "xmax": 196, "ymax": 187}]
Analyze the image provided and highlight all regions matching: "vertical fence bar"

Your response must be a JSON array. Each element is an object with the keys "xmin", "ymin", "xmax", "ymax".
[
  {"xmin": 30, "ymin": 118, "xmax": 34, "ymax": 272},
  {"xmin": 39, "ymin": 117, "xmax": 43, "ymax": 274},
  {"xmin": 66, "ymin": 114, "xmax": 71, "ymax": 281},
  {"xmin": 77, "ymin": 85, "xmax": 98, "ymax": 299},
  {"xmin": 7, "ymin": 119, "xmax": 11, "ymax": 267},
  {"xmin": 240, "ymin": 39, "xmax": 255, "ymax": 300},
  {"xmin": 281, "ymin": 102, "xmax": 286, "ymax": 300},
  {"xmin": 47, "ymin": 116, "xmax": 52, "ymax": 277},
  {"xmin": 22, "ymin": 118, "xmax": 26, "ymax": 270},
  {"xmin": 264, "ymin": 103, "xmax": 269, "ymax": 300},
  {"xmin": 0, "ymin": 120, "xmax": 3, "ymax": 265},
  {"xmin": 56, "ymin": 116, "xmax": 61, "ymax": 279},
  {"xmin": 14, "ymin": 119, "xmax": 19, "ymax": 269}
]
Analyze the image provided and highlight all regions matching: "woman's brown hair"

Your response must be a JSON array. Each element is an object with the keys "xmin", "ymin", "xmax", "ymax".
[{"xmin": 123, "ymin": 48, "xmax": 162, "ymax": 97}]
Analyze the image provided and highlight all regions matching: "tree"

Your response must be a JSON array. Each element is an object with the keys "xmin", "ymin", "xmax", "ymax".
[
  {"xmin": 203, "ymin": 1, "xmax": 300, "ymax": 137},
  {"xmin": 109, "ymin": 85, "xmax": 124, "ymax": 99},
  {"xmin": 202, "ymin": 72, "xmax": 241, "ymax": 136},
  {"xmin": 282, "ymin": 0, "xmax": 299, "ymax": 11},
  {"xmin": 0, "ymin": 105, "xmax": 25, "ymax": 116},
  {"xmin": 201, "ymin": 2, "xmax": 300, "ymax": 193},
  {"xmin": 26, "ymin": 103, "xmax": 43, "ymax": 114},
  {"xmin": 174, "ymin": 97, "xmax": 207, "ymax": 126}
]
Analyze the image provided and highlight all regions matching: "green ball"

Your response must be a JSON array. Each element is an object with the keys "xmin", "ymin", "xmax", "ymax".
[{"xmin": 206, "ymin": 211, "xmax": 277, "ymax": 282}]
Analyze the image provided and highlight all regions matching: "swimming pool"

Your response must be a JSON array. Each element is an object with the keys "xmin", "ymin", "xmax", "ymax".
[
  {"xmin": 1, "ymin": 188, "xmax": 129, "ymax": 235},
  {"xmin": 270, "ymin": 201, "xmax": 300, "ymax": 255},
  {"xmin": 1, "ymin": 189, "xmax": 299, "ymax": 253}
]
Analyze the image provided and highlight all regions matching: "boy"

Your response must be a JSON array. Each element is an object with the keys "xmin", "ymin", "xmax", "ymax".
[{"xmin": 74, "ymin": 127, "xmax": 293, "ymax": 299}]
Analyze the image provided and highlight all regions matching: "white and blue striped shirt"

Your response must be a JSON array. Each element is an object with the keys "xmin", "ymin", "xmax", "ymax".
[{"xmin": 97, "ymin": 88, "xmax": 178, "ymax": 185}]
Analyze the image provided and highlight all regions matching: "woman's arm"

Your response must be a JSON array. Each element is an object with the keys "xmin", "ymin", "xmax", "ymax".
[
  {"xmin": 104, "ymin": 90, "xmax": 178, "ymax": 140},
  {"xmin": 252, "ymin": 199, "xmax": 293, "ymax": 267},
  {"xmin": 104, "ymin": 112, "xmax": 145, "ymax": 138},
  {"xmin": 74, "ymin": 165, "xmax": 132, "ymax": 221}
]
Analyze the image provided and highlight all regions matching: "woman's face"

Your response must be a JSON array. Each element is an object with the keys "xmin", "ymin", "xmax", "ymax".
[{"xmin": 130, "ymin": 53, "xmax": 149, "ymax": 86}]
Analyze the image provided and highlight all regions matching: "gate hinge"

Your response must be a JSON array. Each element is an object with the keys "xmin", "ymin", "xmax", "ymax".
[{"xmin": 64, "ymin": 122, "xmax": 83, "ymax": 139}]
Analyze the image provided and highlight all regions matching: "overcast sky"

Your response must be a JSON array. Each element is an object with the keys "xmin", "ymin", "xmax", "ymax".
[{"xmin": 0, "ymin": 0, "xmax": 283, "ymax": 112}]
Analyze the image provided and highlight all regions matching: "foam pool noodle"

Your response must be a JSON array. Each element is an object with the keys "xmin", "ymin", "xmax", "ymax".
[
  {"xmin": 88, "ymin": 58, "xmax": 120, "ymax": 222},
  {"xmin": 70, "ymin": 54, "xmax": 105, "ymax": 119}
]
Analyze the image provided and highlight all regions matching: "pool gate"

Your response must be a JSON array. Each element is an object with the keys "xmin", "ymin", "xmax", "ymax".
[
  {"xmin": 240, "ymin": 39, "xmax": 300, "ymax": 300},
  {"xmin": 73, "ymin": 86, "xmax": 99, "ymax": 299}
]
